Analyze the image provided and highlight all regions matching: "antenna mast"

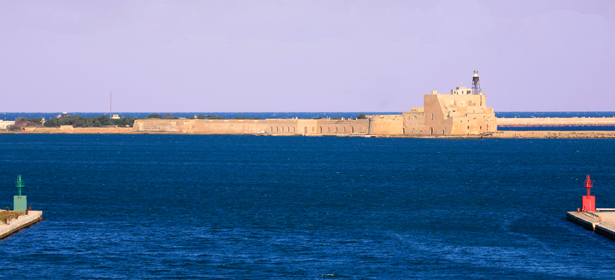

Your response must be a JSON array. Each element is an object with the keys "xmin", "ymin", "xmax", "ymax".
[
  {"xmin": 110, "ymin": 91, "xmax": 112, "ymax": 118},
  {"xmin": 472, "ymin": 70, "xmax": 482, "ymax": 94}
]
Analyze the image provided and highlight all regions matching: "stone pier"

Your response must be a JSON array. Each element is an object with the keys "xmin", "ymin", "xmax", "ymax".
[
  {"xmin": 567, "ymin": 210, "xmax": 615, "ymax": 240},
  {"xmin": 0, "ymin": 211, "xmax": 43, "ymax": 240}
]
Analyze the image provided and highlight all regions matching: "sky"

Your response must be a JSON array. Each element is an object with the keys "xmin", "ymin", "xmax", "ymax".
[{"xmin": 0, "ymin": 0, "xmax": 614, "ymax": 112}]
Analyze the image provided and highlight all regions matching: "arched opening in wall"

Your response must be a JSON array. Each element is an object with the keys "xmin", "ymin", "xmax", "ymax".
[
  {"xmin": 431, "ymin": 113, "xmax": 434, "ymax": 120},
  {"xmin": 480, "ymin": 126, "xmax": 482, "ymax": 131},
  {"xmin": 343, "ymin": 127, "xmax": 346, "ymax": 133},
  {"xmin": 276, "ymin": 126, "xmax": 279, "ymax": 132},
  {"xmin": 293, "ymin": 127, "xmax": 295, "ymax": 132},
  {"xmin": 442, "ymin": 129, "xmax": 445, "ymax": 135},
  {"xmin": 335, "ymin": 127, "xmax": 338, "ymax": 133},
  {"xmin": 327, "ymin": 127, "xmax": 330, "ymax": 133},
  {"xmin": 304, "ymin": 126, "xmax": 307, "ymax": 133},
  {"xmin": 281, "ymin": 127, "xmax": 284, "ymax": 132},
  {"xmin": 467, "ymin": 126, "xmax": 470, "ymax": 130},
  {"xmin": 320, "ymin": 126, "xmax": 322, "ymax": 133},
  {"xmin": 287, "ymin": 127, "xmax": 290, "ymax": 132},
  {"xmin": 351, "ymin": 126, "xmax": 355, "ymax": 133},
  {"xmin": 430, "ymin": 127, "xmax": 433, "ymax": 135},
  {"xmin": 403, "ymin": 128, "xmax": 405, "ymax": 134},
  {"xmin": 270, "ymin": 126, "xmax": 273, "ymax": 132}
]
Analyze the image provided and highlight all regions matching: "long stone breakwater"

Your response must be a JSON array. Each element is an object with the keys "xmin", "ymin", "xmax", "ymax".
[{"xmin": 498, "ymin": 117, "xmax": 615, "ymax": 128}]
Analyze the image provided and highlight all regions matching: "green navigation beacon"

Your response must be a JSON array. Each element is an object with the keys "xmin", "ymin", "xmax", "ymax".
[{"xmin": 14, "ymin": 175, "xmax": 27, "ymax": 211}]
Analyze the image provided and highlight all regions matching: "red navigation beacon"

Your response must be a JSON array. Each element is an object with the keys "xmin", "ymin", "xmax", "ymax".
[{"xmin": 582, "ymin": 175, "xmax": 596, "ymax": 212}]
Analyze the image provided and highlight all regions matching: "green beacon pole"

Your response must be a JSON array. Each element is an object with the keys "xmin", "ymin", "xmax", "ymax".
[
  {"xmin": 13, "ymin": 175, "xmax": 27, "ymax": 211},
  {"xmin": 16, "ymin": 175, "xmax": 24, "ymax": 197}
]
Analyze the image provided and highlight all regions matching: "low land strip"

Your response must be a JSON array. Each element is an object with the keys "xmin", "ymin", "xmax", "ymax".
[
  {"xmin": 2, "ymin": 127, "xmax": 615, "ymax": 138},
  {"xmin": 498, "ymin": 117, "xmax": 615, "ymax": 126}
]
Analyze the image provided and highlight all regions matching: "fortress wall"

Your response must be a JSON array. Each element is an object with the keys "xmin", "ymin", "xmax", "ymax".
[
  {"xmin": 136, "ymin": 119, "xmax": 182, "ymax": 132},
  {"xmin": 367, "ymin": 115, "xmax": 404, "ymax": 135},
  {"xmin": 450, "ymin": 114, "xmax": 496, "ymax": 135},
  {"xmin": 435, "ymin": 94, "xmax": 492, "ymax": 116},
  {"xmin": 428, "ymin": 93, "xmax": 496, "ymax": 135},
  {"xmin": 181, "ymin": 119, "xmax": 302, "ymax": 134},
  {"xmin": 403, "ymin": 108, "xmax": 425, "ymax": 135},
  {"xmin": 192, "ymin": 119, "xmax": 291, "ymax": 134},
  {"xmin": 297, "ymin": 119, "xmax": 319, "ymax": 134},
  {"xmin": 133, "ymin": 119, "xmax": 369, "ymax": 135},
  {"xmin": 315, "ymin": 120, "xmax": 369, "ymax": 135},
  {"xmin": 424, "ymin": 94, "xmax": 447, "ymax": 135},
  {"xmin": 402, "ymin": 111, "xmax": 425, "ymax": 135}
]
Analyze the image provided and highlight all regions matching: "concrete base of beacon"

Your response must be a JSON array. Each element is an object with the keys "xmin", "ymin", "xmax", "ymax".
[
  {"xmin": 567, "ymin": 210, "xmax": 615, "ymax": 240},
  {"xmin": 0, "ymin": 211, "xmax": 43, "ymax": 240}
]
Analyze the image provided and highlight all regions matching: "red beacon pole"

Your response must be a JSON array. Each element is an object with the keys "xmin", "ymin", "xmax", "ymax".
[{"xmin": 582, "ymin": 175, "xmax": 596, "ymax": 212}]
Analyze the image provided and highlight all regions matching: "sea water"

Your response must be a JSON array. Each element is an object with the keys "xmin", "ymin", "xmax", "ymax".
[{"xmin": 0, "ymin": 134, "xmax": 615, "ymax": 279}]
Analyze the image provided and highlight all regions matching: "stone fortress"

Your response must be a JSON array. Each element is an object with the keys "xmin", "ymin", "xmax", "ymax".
[{"xmin": 133, "ymin": 71, "xmax": 497, "ymax": 136}]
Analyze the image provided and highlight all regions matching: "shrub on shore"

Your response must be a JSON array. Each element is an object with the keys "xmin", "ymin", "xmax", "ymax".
[{"xmin": 43, "ymin": 115, "xmax": 137, "ymax": 128}]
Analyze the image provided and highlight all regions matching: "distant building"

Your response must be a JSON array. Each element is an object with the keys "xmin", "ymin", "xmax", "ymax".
[
  {"xmin": 367, "ymin": 87, "xmax": 496, "ymax": 135},
  {"xmin": 0, "ymin": 120, "xmax": 15, "ymax": 130},
  {"xmin": 133, "ymin": 71, "xmax": 497, "ymax": 136},
  {"xmin": 111, "ymin": 114, "xmax": 120, "ymax": 119}
]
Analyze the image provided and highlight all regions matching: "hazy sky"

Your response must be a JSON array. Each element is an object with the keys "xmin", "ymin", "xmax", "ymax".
[{"xmin": 1, "ymin": 0, "xmax": 614, "ymax": 112}]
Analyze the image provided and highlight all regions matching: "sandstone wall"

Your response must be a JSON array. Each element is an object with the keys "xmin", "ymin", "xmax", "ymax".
[
  {"xmin": 133, "ymin": 119, "xmax": 369, "ymax": 135},
  {"xmin": 423, "ymin": 93, "xmax": 496, "ymax": 135},
  {"xmin": 423, "ymin": 94, "xmax": 447, "ymax": 135},
  {"xmin": 193, "ymin": 119, "xmax": 295, "ymax": 134},
  {"xmin": 314, "ymin": 119, "xmax": 369, "ymax": 135},
  {"xmin": 448, "ymin": 113, "xmax": 497, "ymax": 135},
  {"xmin": 367, "ymin": 115, "xmax": 404, "ymax": 135},
  {"xmin": 402, "ymin": 111, "xmax": 426, "ymax": 135}
]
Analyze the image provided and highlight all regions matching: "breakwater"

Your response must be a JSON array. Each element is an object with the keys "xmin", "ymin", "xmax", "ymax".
[
  {"xmin": 568, "ymin": 210, "xmax": 615, "ymax": 240},
  {"xmin": 498, "ymin": 117, "xmax": 615, "ymax": 128},
  {"xmin": 0, "ymin": 211, "xmax": 42, "ymax": 240}
]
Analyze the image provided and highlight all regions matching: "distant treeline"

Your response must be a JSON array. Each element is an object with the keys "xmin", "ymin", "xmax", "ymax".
[
  {"xmin": 43, "ymin": 115, "xmax": 136, "ymax": 128},
  {"xmin": 9, "ymin": 113, "xmax": 368, "ymax": 130},
  {"xmin": 10, "ymin": 114, "xmax": 262, "ymax": 129}
]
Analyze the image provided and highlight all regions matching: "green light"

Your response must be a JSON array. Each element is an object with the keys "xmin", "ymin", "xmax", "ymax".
[{"xmin": 16, "ymin": 175, "xmax": 24, "ymax": 196}]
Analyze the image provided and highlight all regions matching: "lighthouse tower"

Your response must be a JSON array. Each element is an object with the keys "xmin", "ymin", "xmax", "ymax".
[
  {"xmin": 582, "ymin": 175, "xmax": 596, "ymax": 212},
  {"xmin": 472, "ymin": 70, "xmax": 482, "ymax": 94},
  {"xmin": 14, "ymin": 175, "xmax": 27, "ymax": 211}
]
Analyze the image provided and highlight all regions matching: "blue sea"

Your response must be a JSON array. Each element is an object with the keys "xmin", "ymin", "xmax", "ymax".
[{"xmin": 1, "ymin": 134, "xmax": 615, "ymax": 279}]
